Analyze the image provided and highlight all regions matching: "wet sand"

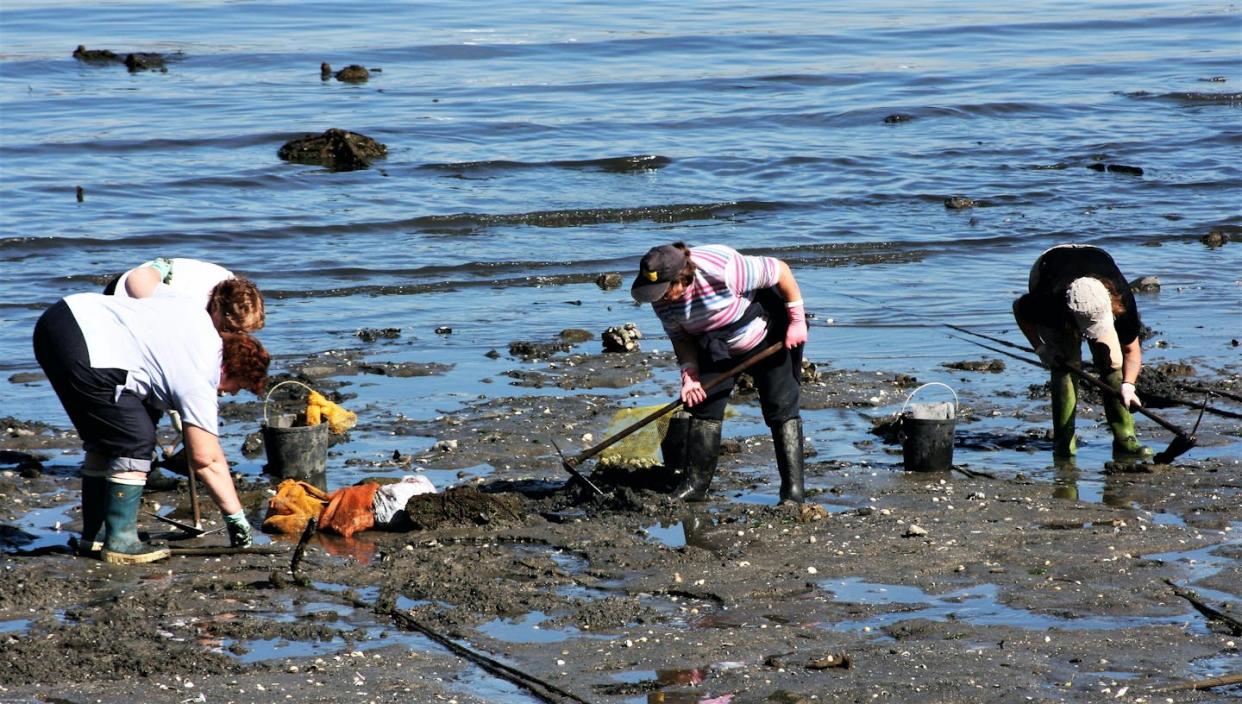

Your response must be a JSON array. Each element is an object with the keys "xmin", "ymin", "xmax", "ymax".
[{"xmin": 1, "ymin": 344, "xmax": 1240, "ymax": 703}]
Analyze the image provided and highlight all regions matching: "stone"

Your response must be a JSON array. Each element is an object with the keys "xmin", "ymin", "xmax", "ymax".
[
  {"xmin": 601, "ymin": 323, "xmax": 642, "ymax": 353},
  {"xmin": 277, "ymin": 128, "xmax": 388, "ymax": 171}
]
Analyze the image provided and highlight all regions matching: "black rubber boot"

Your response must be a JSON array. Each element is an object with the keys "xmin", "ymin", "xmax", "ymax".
[
  {"xmin": 672, "ymin": 418, "xmax": 722, "ymax": 502},
  {"xmin": 772, "ymin": 418, "xmax": 805, "ymax": 504},
  {"xmin": 661, "ymin": 412, "xmax": 692, "ymax": 492},
  {"xmin": 101, "ymin": 481, "xmax": 169, "ymax": 565},
  {"xmin": 77, "ymin": 475, "xmax": 108, "ymax": 557}
]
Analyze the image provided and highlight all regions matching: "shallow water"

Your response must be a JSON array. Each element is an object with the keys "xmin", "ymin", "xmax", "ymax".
[{"xmin": 1, "ymin": 1, "xmax": 1238, "ymax": 496}]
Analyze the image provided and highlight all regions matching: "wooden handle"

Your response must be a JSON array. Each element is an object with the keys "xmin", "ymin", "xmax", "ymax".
[{"xmin": 569, "ymin": 341, "xmax": 786, "ymax": 467}]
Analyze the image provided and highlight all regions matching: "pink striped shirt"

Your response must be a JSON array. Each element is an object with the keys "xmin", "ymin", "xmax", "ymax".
[{"xmin": 652, "ymin": 244, "xmax": 781, "ymax": 356}]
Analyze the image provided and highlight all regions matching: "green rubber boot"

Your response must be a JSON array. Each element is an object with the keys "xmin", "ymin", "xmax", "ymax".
[
  {"xmin": 101, "ymin": 481, "xmax": 169, "ymax": 565},
  {"xmin": 77, "ymin": 475, "xmax": 108, "ymax": 557},
  {"xmin": 1050, "ymin": 369, "xmax": 1078, "ymax": 458},
  {"xmin": 1101, "ymin": 370, "xmax": 1152, "ymax": 460}
]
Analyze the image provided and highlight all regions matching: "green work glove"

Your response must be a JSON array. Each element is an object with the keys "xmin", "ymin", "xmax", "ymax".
[{"xmin": 224, "ymin": 510, "xmax": 253, "ymax": 548}]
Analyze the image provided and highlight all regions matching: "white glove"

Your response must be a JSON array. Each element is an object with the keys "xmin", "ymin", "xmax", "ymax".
[{"xmin": 1120, "ymin": 382, "xmax": 1142, "ymax": 409}]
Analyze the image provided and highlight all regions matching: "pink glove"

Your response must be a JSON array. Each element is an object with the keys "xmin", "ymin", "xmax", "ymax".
[
  {"xmin": 785, "ymin": 300, "xmax": 808, "ymax": 349},
  {"xmin": 1120, "ymin": 382, "xmax": 1142, "ymax": 409},
  {"xmin": 680, "ymin": 366, "xmax": 707, "ymax": 407}
]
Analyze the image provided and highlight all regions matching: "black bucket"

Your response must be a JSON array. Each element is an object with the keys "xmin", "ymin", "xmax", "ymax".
[
  {"xmin": 899, "ymin": 382, "xmax": 958, "ymax": 472},
  {"xmin": 262, "ymin": 413, "xmax": 329, "ymax": 479}
]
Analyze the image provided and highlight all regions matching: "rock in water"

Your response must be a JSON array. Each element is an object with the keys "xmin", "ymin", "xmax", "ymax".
[
  {"xmin": 277, "ymin": 128, "xmax": 388, "ymax": 171},
  {"xmin": 335, "ymin": 64, "xmax": 370, "ymax": 82}
]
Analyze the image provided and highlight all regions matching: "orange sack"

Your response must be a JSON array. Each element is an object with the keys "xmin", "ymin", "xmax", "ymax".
[
  {"xmin": 262, "ymin": 479, "xmax": 330, "ymax": 535},
  {"xmin": 319, "ymin": 483, "xmax": 380, "ymax": 538}
]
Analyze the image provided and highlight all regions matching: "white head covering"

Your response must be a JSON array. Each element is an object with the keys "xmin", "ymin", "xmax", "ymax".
[{"xmin": 1066, "ymin": 277, "xmax": 1122, "ymax": 362}]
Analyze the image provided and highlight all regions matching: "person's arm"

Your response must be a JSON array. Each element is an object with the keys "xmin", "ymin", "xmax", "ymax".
[
  {"xmin": 184, "ymin": 423, "xmax": 242, "ymax": 515},
  {"xmin": 1119, "ymin": 337, "xmax": 1143, "ymax": 408},
  {"xmin": 774, "ymin": 260, "xmax": 807, "ymax": 348},
  {"xmin": 671, "ymin": 335, "xmax": 706, "ymax": 406},
  {"xmin": 123, "ymin": 266, "xmax": 164, "ymax": 298}
]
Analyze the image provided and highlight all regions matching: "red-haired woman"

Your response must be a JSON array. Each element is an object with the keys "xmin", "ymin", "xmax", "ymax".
[{"xmin": 33, "ymin": 292, "xmax": 270, "ymax": 563}]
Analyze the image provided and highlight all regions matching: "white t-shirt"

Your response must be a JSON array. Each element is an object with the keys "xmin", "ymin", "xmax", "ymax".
[
  {"xmin": 113, "ymin": 258, "xmax": 234, "ymax": 310},
  {"xmin": 65, "ymin": 293, "xmax": 223, "ymax": 436}
]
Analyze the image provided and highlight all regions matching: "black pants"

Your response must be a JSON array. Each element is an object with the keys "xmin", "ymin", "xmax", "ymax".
[
  {"xmin": 32, "ymin": 301, "xmax": 156, "ymax": 468},
  {"xmin": 689, "ymin": 291, "xmax": 803, "ymax": 427}
]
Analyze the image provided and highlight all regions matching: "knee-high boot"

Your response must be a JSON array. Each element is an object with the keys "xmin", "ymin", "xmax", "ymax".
[
  {"xmin": 772, "ymin": 418, "xmax": 805, "ymax": 504},
  {"xmin": 672, "ymin": 418, "xmax": 722, "ymax": 502},
  {"xmin": 78, "ymin": 475, "xmax": 108, "ymax": 556},
  {"xmin": 1050, "ymin": 369, "xmax": 1078, "ymax": 458},
  {"xmin": 1101, "ymin": 369, "xmax": 1152, "ymax": 459},
  {"xmin": 101, "ymin": 480, "xmax": 169, "ymax": 565}
]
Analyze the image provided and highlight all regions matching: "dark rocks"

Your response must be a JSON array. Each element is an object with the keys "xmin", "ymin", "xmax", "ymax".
[
  {"xmin": 277, "ymin": 128, "xmax": 388, "ymax": 171},
  {"xmin": 1129, "ymin": 275, "xmax": 1161, "ymax": 293},
  {"xmin": 73, "ymin": 45, "xmax": 121, "ymax": 64},
  {"xmin": 602, "ymin": 323, "xmax": 642, "ymax": 353},
  {"xmin": 1201, "ymin": 230, "xmax": 1229, "ymax": 248},
  {"xmin": 124, "ymin": 52, "xmax": 166, "ymax": 72},
  {"xmin": 944, "ymin": 196, "xmax": 974, "ymax": 210},
  {"xmin": 1088, "ymin": 162, "xmax": 1143, "ymax": 176},
  {"xmin": 8, "ymin": 372, "xmax": 46, "ymax": 385},
  {"xmin": 1199, "ymin": 76, "xmax": 1227, "ymax": 83},
  {"xmin": 320, "ymin": 63, "xmax": 370, "ymax": 82},
  {"xmin": 883, "ymin": 113, "xmax": 913, "ymax": 124},
  {"xmin": 73, "ymin": 46, "xmax": 172, "ymax": 72},
  {"xmin": 334, "ymin": 65, "xmax": 370, "ymax": 83},
  {"xmin": 595, "ymin": 273, "xmax": 623, "ymax": 290},
  {"xmin": 508, "ymin": 340, "xmax": 572, "ymax": 360},
  {"xmin": 558, "ymin": 329, "xmax": 594, "ymax": 344},
  {"xmin": 356, "ymin": 328, "xmax": 401, "ymax": 342},
  {"xmin": 943, "ymin": 358, "xmax": 1005, "ymax": 373}
]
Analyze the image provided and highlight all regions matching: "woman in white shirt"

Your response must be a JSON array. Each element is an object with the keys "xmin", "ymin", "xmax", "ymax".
[
  {"xmin": 33, "ymin": 293, "xmax": 270, "ymax": 563},
  {"xmin": 105, "ymin": 257, "xmax": 265, "ymax": 333}
]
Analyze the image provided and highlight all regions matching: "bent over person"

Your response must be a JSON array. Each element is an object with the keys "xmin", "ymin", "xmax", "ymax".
[
  {"xmin": 105, "ymin": 257, "xmax": 265, "ymax": 333},
  {"xmin": 33, "ymin": 292, "xmax": 269, "ymax": 563},
  {"xmin": 1013, "ymin": 244, "xmax": 1151, "ymax": 460},
  {"xmin": 631, "ymin": 242, "xmax": 809, "ymax": 503}
]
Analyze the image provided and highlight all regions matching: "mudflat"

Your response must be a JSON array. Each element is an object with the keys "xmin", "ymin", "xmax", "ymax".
[{"xmin": 1, "ymin": 345, "xmax": 1239, "ymax": 703}]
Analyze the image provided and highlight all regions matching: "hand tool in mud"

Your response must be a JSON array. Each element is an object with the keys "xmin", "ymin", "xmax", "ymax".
[
  {"xmin": 151, "ymin": 410, "xmax": 221, "ymax": 537},
  {"xmin": 557, "ymin": 341, "xmax": 786, "ymax": 492},
  {"xmin": 944, "ymin": 324, "xmax": 1198, "ymax": 463}
]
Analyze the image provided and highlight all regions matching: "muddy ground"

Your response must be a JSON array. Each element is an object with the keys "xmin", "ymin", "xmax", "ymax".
[{"xmin": 1, "ymin": 342, "xmax": 1240, "ymax": 704}]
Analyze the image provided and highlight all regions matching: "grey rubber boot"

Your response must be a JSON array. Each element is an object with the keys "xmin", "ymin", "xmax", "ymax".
[
  {"xmin": 772, "ymin": 418, "xmax": 805, "ymax": 504},
  {"xmin": 672, "ymin": 418, "xmax": 722, "ymax": 502},
  {"xmin": 77, "ymin": 475, "xmax": 108, "ymax": 556},
  {"xmin": 101, "ymin": 481, "xmax": 169, "ymax": 565}
]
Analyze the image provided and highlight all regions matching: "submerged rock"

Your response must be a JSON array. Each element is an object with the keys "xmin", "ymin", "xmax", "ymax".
[
  {"xmin": 1200, "ymin": 230, "xmax": 1229, "ymax": 248},
  {"xmin": 1088, "ymin": 162, "xmax": 1143, "ymax": 176},
  {"xmin": 72, "ymin": 45, "xmax": 121, "ymax": 64},
  {"xmin": 883, "ymin": 113, "xmax": 913, "ymax": 124},
  {"xmin": 124, "ymin": 52, "xmax": 167, "ymax": 72},
  {"xmin": 944, "ymin": 196, "xmax": 974, "ymax": 210},
  {"xmin": 334, "ymin": 64, "xmax": 370, "ymax": 83},
  {"xmin": 1129, "ymin": 275, "xmax": 1161, "ymax": 293},
  {"xmin": 595, "ymin": 273, "xmax": 623, "ymax": 290},
  {"xmin": 277, "ymin": 128, "xmax": 388, "ymax": 171}
]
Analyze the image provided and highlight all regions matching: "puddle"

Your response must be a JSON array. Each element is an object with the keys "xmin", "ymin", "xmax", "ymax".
[
  {"xmin": 451, "ymin": 665, "xmax": 547, "ymax": 704},
  {"xmin": 819, "ymin": 577, "xmax": 1209, "ymax": 633},
  {"xmin": 477, "ymin": 611, "xmax": 604, "ymax": 644},
  {"xmin": 1144, "ymin": 522, "xmax": 1242, "ymax": 585},
  {"xmin": 6, "ymin": 500, "xmax": 75, "ymax": 551},
  {"xmin": 1188, "ymin": 652, "xmax": 1242, "ymax": 697},
  {"xmin": 0, "ymin": 619, "xmax": 30, "ymax": 634}
]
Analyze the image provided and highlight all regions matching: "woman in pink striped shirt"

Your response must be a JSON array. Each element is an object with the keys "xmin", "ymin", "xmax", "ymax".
[{"xmin": 631, "ymin": 242, "xmax": 809, "ymax": 504}]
